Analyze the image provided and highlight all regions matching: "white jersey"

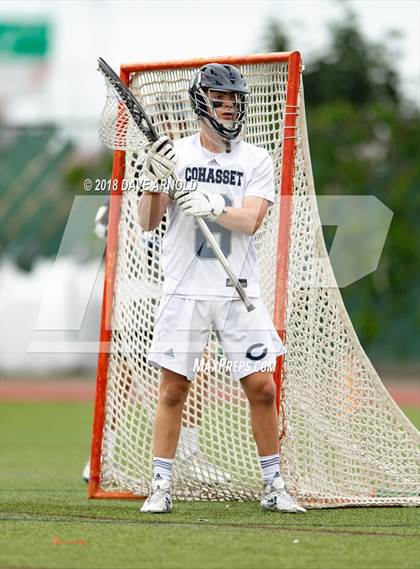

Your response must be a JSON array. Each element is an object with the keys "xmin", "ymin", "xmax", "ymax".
[{"xmin": 162, "ymin": 133, "xmax": 275, "ymax": 299}]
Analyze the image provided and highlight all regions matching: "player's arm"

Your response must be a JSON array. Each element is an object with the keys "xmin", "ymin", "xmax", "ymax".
[
  {"xmin": 173, "ymin": 191, "xmax": 269, "ymax": 236},
  {"xmin": 138, "ymin": 192, "xmax": 170, "ymax": 231},
  {"xmin": 137, "ymin": 136, "xmax": 175, "ymax": 231},
  {"xmin": 221, "ymin": 153, "xmax": 273, "ymax": 235},
  {"xmin": 174, "ymin": 152, "xmax": 274, "ymax": 235},
  {"xmin": 216, "ymin": 196, "xmax": 269, "ymax": 236}
]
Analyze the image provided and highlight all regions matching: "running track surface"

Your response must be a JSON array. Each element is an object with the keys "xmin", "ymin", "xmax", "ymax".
[{"xmin": 0, "ymin": 380, "xmax": 419, "ymax": 407}]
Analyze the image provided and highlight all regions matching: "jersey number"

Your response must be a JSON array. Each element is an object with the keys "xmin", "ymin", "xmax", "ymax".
[{"xmin": 195, "ymin": 195, "xmax": 232, "ymax": 259}]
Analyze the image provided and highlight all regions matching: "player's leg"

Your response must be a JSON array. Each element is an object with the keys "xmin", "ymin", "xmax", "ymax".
[
  {"xmin": 215, "ymin": 297, "xmax": 305, "ymax": 512},
  {"xmin": 143, "ymin": 295, "xmax": 209, "ymax": 512},
  {"xmin": 153, "ymin": 368, "xmax": 191, "ymax": 458},
  {"xmin": 214, "ymin": 296, "xmax": 283, "ymax": 458},
  {"xmin": 241, "ymin": 371, "xmax": 306, "ymax": 513},
  {"xmin": 147, "ymin": 295, "xmax": 228, "ymax": 486},
  {"xmin": 141, "ymin": 367, "xmax": 190, "ymax": 514},
  {"xmin": 178, "ymin": 355, "xmax": 204, "ymax": 459},
  {"xmin": 240, "ymin": 371, "xmax": 279, "ymax": 456},
  {"xmin": 177, "ymin": 344, "xmax": 231, "ymax": 483}
]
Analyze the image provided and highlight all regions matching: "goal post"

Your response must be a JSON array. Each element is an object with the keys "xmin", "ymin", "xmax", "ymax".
[{"xmin": 88, "ymin": 52, "xmax": 420, "ymax": 506}]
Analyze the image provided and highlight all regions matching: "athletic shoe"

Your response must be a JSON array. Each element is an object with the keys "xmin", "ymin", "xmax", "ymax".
[
  {"xmin": 82, "ymin": 460, "xmax": 90, "ymax": 483},
  {"xmin": 140, "ymin": 478, "xmax": 173, "ymax": 514},
  {"xmin": 261, "ymin": 476, "xmax": 306, "ymax": 513},
  {"xmin": 180, "ymin": 452, "xmax": 232, "ymax": 484}
]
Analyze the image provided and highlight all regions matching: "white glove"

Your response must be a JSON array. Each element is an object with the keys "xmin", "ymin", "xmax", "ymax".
[
  {"xmin": 94, "ymin": 202, "xmax": 110, "ymax": 239},
  {"xmin": 142, "ymin": 135, "xmax": 176, "ymax": 184},
  {"xmin": 174, "ymin": 187, "xmax": 226, "ymax": 221}
]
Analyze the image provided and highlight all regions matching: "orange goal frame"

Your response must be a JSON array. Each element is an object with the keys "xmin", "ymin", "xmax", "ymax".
[{"xmin": 88, "ymin": 51, "xmax": 302, "ymax": 499}]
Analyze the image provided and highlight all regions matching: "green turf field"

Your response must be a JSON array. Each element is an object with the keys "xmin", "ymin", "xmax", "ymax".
[{"xmin": 1, "ymin": 402, "xmax": 419, "ymax": 569}]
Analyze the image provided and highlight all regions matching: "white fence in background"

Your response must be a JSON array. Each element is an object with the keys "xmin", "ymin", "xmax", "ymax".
[{"xmin": 1, "ymin": 258, "xmax": 103, "ymax": 375}]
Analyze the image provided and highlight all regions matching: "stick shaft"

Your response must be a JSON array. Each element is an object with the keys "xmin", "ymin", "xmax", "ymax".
[
  {"xmin": 194, "ymin": 216, "xmax": 255, "ymax": 311},
  {"xmin": 168, "ymin": 179, "xmax": 255, "ymax": 312}
]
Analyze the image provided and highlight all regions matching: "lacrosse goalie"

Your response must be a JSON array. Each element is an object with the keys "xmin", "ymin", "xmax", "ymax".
[{"xmin": 138, "ymin": 64, "xmax": 306, "ymax": 514}]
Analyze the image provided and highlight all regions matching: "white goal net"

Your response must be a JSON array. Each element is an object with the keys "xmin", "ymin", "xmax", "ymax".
[{"xmin": 92, "ymin": 54, "xmax": 419, "ymax": 507}]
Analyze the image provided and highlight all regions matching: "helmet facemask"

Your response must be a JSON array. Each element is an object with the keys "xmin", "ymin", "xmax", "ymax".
[
  {"xmin": 207, "ymin": 89, "xmax": 248, "ymax": 134},
  {"xmin": 190, "ymin": 79, "xmax": 249, "ymax": 141}
]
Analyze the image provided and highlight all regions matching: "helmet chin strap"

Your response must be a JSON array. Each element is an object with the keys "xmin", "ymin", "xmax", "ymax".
[{"xmin": 200, "ymin": 119, "xmax": 240, "ymax": 154}]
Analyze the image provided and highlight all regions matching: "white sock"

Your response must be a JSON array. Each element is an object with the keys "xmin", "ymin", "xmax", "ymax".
[
  {"xmin": 259, "ymin": 453, "xmax": 281, "ymax": 483},
  {"xmin": 153, "ymin": 457, "xmax": 174, "ymax": 481},
  {"xmin": 178, "ymin": 426, "xmax": 199, "ymax": 457}
]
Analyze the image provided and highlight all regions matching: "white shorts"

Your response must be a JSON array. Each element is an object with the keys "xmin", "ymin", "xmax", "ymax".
[{"xmin": 148, "ymin": 295, "xmax": 285, "ymax": 381}]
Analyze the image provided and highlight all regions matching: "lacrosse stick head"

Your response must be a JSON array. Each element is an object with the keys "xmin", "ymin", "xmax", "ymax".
[
  {"xmin": 97, "ymin": 58, "xmax": 156, "ymax": 152},
  {"xmin": 97, "ymin": 76, "xmax": 145, "ymax": 151}
]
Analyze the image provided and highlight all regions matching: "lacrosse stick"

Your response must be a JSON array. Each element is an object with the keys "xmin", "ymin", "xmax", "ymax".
[{"xmin": 97, "ymin": 57, "xmax": 255, "ymax": 312}]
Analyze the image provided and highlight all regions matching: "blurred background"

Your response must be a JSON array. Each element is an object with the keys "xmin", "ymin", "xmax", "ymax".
[{"xmin": 1, "ymin": 0, "xmax": 419, "ymax": 383}]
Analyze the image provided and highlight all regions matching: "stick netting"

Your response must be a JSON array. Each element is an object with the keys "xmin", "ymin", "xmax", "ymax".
[{"xmin": 97, "ymin": 60, "xmax": 419, "ymax": 506}]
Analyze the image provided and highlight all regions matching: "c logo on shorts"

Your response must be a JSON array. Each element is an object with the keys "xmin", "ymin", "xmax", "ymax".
[{"xmin": 245, "ymin": 343, "xmax": 268, "ymax": 361}]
